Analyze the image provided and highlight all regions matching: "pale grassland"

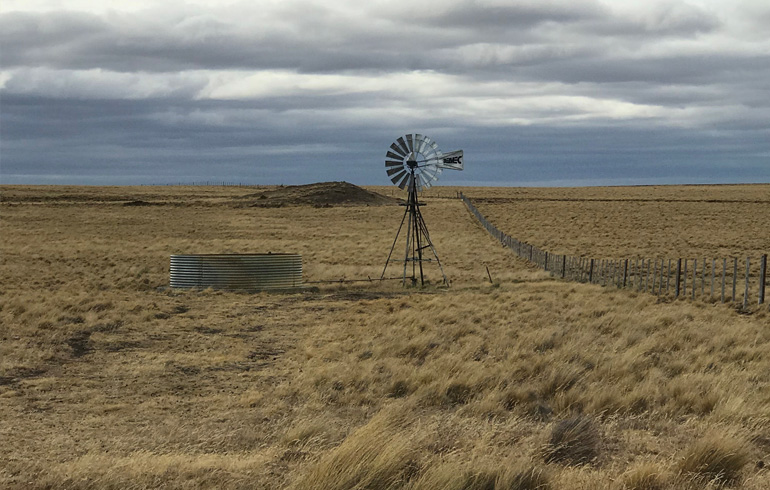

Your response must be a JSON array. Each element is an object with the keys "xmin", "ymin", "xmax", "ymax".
[
  {"xmin": 450, "ymin": 184, "xmax": 770, "ymax": 259},
  {"xmin": 1, "ymin": 184, "xmax": 769, "ymax": 489}
]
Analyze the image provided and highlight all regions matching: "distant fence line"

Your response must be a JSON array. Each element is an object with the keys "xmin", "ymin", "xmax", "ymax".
[
  {"xmin": 460, "ymin": 193, "xmax": 768, "ymax": 310},
  {"xmin": 147, "ymin": 182, "xmax": 264, "ymax": 187}
]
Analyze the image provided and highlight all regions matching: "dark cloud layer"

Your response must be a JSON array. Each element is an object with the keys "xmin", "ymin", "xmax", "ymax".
[{"xmin": 1, "ymin": 0, "xmax": 768, "ymax": 186}]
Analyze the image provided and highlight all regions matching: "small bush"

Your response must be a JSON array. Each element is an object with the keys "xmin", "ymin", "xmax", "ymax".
[
  {"xmin": 677, "ymin": 434, "xmax": 749, "ymax": 486},
  {"xmin": 542, "ymin": 416, "xmax": 599, "ymax": 466}
]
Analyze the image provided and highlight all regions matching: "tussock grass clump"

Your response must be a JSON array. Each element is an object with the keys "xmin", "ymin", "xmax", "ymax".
[
  {"xmin": 291, "ymin": 407, "xmax": 419, "ymax": 490},
  {"xmin": 542, "ymin": 416, "xmax": 600, "ymax": 466},
  {"xmin": 498, "ymin": 463, "xmax": 551, "ymax": 490},
  {"xmin": 621, "ymin": 461, "xmax": 668, "ymax": 490},
  {"xmin": 676, "ymin": 433, "xmax": 750, "ymax": 486},
  {"xmin": 407, "ymin": 462, "xmax": 497, "ymax": 490}
]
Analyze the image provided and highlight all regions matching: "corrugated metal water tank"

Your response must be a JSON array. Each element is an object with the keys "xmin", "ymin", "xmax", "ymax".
[{"xmin": 170, "ymin": 254, "xmax": 302, "ymax": 291}]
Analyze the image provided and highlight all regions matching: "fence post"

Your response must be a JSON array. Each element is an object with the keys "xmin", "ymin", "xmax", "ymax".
[
  {"xmin": 623, "ymin": 259, "xmax": 628, "ymax": 288},
  {"xmin": 692, "ymin": 259, "xmax": 697, "ymax": 300},
  {"xmin": 721, "ymin": 258, "xmax": 726, "ymax": 303},
  {"xmin": 732, "ymin": 257, "xmax": 738, "ymax": 302},
  {"xmin": 589, "ymin": 259, "xmax": 594, "ymax": 283},
  {"xmin": 711, "ymin": 258, "xmax": 716, "ymax": 299},
  {"xmin": 684, "ymin": 259, "xmax": 689, "ymax": 297},
  {"xmin": 659, "ymin": 259, "xmax": 666, "ymax": 295},
  {"xmin": 544, "ymin": 251, "xmax": 548, "ymax": 272},
  {"xmin": 562, "ymin": 255, "xmax": 567, "ymax": 279},
  {"xmin": 760, "ymin": 254, "xmax": 767, "ymax": 305},
  {"xmin": 646, "ymin": 259, "xmax": 651, "ymax": 292},
  {"xmin": 599, "ymin": 260, "xmax": 605, "ymax": 286},
  {"xmin": 743, "ymin": 257, "xmax": 750, "ymax": 310},
  {"xmin": 666, "ymin": 259, "xmax": 672, "ymax": 295},
  {"xmin": 675, "ymin": 259, "xmax": 682, "ymax": 298}
]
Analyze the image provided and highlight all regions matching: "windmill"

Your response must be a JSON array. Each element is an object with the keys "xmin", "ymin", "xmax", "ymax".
[{"xmin": 380, "ymin": 134, "xmax": 464, "ymax": 286}]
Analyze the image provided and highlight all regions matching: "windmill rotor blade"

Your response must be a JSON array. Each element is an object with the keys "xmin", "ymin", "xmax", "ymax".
[
  {"xmin": 391, "ymin": 170, "xmax": 407, "ymax": 185},
  {"xmin": 396, "ymin": 137, "xmax": 409, "ymax": 155},
  {"xmin": 414, "ymin": 134, "xmax": 426, "ymax": 154},
  {"xmin": 421, "ymin": 135, "xmax": 433, "ymax": 150},
  {"xmin": 389, "ymin": 143, "xmax": 406, "ymax": 157},
  {"xmin": 397, "ymin": 173, "xmax": 410, "ymax": 189},
  {"xmin": 385, "ymin": 135, "xmax": 453, "ymax": 190}
]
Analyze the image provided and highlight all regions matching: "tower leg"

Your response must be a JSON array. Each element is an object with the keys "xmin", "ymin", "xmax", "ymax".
[
  {"xmin": 380, "ymin": 204, "xmax": 410, "ymax": 280},
  {"xmin": 382, "ymin": 169, "xmax": 449, "ymax": 287}
]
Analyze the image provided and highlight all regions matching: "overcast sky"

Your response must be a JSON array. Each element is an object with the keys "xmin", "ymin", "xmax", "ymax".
[{"xmin": 1, "ymin": 0, "xmax": 768, "ymax": 186}]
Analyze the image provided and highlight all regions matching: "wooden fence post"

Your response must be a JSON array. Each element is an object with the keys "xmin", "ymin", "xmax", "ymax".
[
  {"xmin": 667, "ymin": 259, "xmax": 672, "ymax": 294},
  {"xmin": 589, "ymin": 259, "xmax": 594, "ymax": 283},
  {"xmin": 623, "ymin": 259, "xmax": 628, "ymax": 288},
  {"xmin": 683, "ymin": 259, "xmax": 688, "ymax": 297},
  {"xmin": 692, "ymin": 258, "xmax": 697, "ymax": 300},
  {"xmin": 743, "ymin": 257, "xmax": 750, "ymax": 310},
  {"xmin": 652, "ymin": 260, "xmax": 658, "ymax": 295},
  {"xmin": 659, "ymin": 259, "xmax": 666, "ymax": 295},
  {"xmin": 635, "ymin": 258, "xmax": 640, "ymax": 290},
  {"xmin": 759, "ymin": 254, "xmax": 767, "ymax": 305},
  {"xmin": 732, "ymin": 257, "xmax": 738, "ymax": 302},
  {"xmin": 675, "ymin": 259, "xmax": 682, "ymax": 298},
  {"xmin": 711, "ymin": 258, "xmax": 716, "ymax": 299},
  {"xmin": 544, "ymin": 252, "xmax": 548, "ymax": 272},
  {"xmin": 562, "ymin": 255, "xmax": 566, "ymax": 279},
  {"xmin": 721, "ymin": 258, "xmax": 726, "ymax": 303}
]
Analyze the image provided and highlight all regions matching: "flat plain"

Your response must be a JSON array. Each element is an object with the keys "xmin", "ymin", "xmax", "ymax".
[{"xmin": 1, "ymin": 183, "xmax": 769, "ymax": 489}]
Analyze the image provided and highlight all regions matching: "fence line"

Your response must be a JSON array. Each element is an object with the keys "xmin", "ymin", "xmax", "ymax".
[{"xmin": 460, "ymin": 193, "xmax": 768, "ymax": 310}]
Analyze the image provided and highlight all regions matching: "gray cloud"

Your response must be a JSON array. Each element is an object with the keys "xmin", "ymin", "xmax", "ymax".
[{"xmin": 1, "ymin": 0, "xmax": 768, "ymax": 186}]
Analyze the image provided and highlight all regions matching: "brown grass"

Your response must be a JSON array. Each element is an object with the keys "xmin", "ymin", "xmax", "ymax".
[
  {"xmin": 1, "ymin": 184, "xmax": 769, "ymax": 489},
  {"xmin": 463, "ymin": 184, "xmax": 770, "ymax": 259}
]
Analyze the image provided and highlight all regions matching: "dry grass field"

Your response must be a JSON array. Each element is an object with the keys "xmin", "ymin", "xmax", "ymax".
[{"xmin": 1, "ymin": 184, "xmax": 769, "ymax": 489}]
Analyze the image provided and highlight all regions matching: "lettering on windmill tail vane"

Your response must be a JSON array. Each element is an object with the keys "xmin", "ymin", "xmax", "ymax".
[{"xmin": 443, "ymin": 156, "xmax": 462, "ymax": 165}]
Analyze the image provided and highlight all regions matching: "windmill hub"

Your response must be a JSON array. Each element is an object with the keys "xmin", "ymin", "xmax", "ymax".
[{"xmin": 380, "ymin": 134, "xmax": 464, "ymax": 286}]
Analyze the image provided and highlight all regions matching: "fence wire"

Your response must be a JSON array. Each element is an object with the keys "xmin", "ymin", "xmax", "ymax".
[{"xmin": 460, "ymin": 193, "xmax": 768, "ymax": 310}]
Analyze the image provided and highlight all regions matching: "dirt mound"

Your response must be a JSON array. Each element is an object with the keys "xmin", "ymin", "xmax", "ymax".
[{"xmin": 243, "ymin": 182, "xmax": 400, "ymax": 207}]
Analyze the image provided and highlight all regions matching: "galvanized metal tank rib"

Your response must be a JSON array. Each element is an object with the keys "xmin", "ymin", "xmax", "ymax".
[{"xmin": 170, "ymin": 254, "xmax": 302, "ymax": 291}]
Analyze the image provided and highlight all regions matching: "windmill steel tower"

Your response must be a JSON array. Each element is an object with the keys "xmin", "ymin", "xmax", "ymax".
[{"xmin": 380, "ymin": 134, "xmax": 463, "ymax": 286}]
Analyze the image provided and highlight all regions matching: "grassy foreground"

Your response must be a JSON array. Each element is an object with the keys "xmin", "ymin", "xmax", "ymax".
[{"xmin": 1, "ymin": 184, "xmax": 769, "ymax": 489}]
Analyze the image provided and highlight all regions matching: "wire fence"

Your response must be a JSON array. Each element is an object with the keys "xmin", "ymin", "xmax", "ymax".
[
  {"xmin": 460, "ymin": 193, "xmax": 768, "ymax": 311},
  {"xmin": 148, "ymin": 182, "xmax": 263, "ymax": 187}
]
